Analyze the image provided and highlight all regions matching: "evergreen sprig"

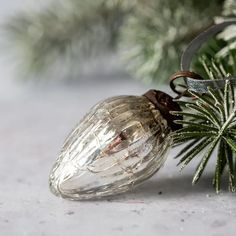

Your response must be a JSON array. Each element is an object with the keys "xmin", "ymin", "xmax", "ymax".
[{"xmin": 172, "ymin": 69, "xmax": 236, "ymax": 192}]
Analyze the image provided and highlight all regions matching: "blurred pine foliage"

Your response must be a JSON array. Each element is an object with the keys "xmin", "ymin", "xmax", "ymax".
[
  {"xmin": 2, "ymin": 0, "xmax": 236, "ymax": 83},
  {"xmin": 120, "ymin": 0, "xmax": 224, "ymax": 83}
]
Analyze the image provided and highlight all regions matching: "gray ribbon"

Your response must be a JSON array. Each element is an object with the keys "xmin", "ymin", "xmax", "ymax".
[{"xmin": 181, "ymin": 20, "xmax": 236, "ymax": 93}]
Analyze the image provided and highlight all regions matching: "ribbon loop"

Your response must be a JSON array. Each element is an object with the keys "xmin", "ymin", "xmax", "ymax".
[{"xmin": 171, "ymin": 19, "xmax": 236, "ymax": 95}]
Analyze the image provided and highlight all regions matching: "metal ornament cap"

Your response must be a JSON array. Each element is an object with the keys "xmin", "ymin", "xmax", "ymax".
[
  {"xmin": 49, "ymin": 91, "xmax": 177, "ymax": 200},
  {"xmin": 143, "ymin": 89, "xmax": 182, "ymax": 131}
]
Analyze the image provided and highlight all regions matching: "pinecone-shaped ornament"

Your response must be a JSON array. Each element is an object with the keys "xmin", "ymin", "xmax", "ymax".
[{"xmin": 49, "ymin": 90, "xmax": 181, "ymax": 200}]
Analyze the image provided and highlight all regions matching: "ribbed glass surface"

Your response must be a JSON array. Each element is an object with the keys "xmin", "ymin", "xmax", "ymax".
[{"xmin": 49, "ymin": 95, "xmax": 172, "ymax": 200}]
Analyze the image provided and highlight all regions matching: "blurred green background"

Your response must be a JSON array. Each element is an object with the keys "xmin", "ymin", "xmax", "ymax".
[{"xmin": 3, "ymin": 0, "xmax": 236, "ymax": 84}]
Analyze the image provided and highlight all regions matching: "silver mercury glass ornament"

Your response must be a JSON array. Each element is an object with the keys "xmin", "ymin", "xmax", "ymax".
[{"xmin": 49, "ymin": 90, "xmax": 181, "ymax": 200}]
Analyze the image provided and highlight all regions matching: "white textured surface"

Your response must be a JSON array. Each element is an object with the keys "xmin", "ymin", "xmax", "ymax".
[{"xmin": 1, "ymin": 1, "xmax": 236, "ymax": 236}]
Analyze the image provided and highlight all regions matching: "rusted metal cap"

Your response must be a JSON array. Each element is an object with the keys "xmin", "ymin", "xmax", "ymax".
[{"xmin": 143, "ymin": 89, "xmax": 182, "ymax": 131}]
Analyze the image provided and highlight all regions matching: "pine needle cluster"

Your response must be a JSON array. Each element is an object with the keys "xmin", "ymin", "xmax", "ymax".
[{"xmin": 172, "ymin": 57, "xmax": 236, "ymax": 192}]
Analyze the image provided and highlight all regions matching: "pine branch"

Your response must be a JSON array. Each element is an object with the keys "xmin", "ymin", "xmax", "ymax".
[{"xmin": 172, "ymin": 61, "xmax": 236, "ymax": 192}]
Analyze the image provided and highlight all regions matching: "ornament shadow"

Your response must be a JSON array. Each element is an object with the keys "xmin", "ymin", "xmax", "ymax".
[
  {"xmin": 106, "ymin": 173, "xmax": 226, "ymax": 202},
  {"xmin": 135, "ymin": 175, "xmax": 214, "ymax": 198}
]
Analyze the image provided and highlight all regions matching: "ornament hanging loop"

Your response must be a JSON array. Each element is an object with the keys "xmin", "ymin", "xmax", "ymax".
[
  {"xmin": 170, "ymin": 19, "xmax": 236, "ymax": 96},
  {"xmin": 169, "ymin": 71, "xmax": 204, "ymax": 98}
]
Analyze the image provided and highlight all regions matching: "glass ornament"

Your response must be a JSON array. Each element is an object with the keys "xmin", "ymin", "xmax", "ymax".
[{"xmin": 49, "ymin": 90, "xmax": 181, "ymax": 200}]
